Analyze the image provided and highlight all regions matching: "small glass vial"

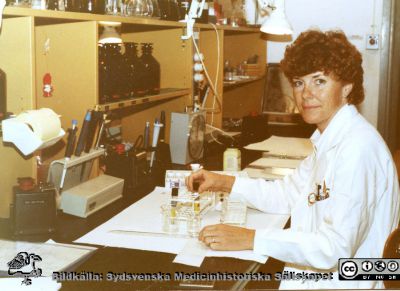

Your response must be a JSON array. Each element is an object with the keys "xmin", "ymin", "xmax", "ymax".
[{"xmin": 223, "ymin": 148, "xmax": 241, "ymax": 171}]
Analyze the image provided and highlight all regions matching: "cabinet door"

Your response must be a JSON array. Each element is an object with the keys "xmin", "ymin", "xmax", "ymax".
[
  {"xmin": 36, "ymin": 21, "xmax": 98, "ymax": 160},
  {"xmin": 0, "ymin": 16, "xmax": 36, "ymax": 218}
]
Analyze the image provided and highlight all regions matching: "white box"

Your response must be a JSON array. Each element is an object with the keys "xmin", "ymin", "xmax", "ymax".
[{"xmin": 61, "ymin": 175, "xmax": 124, "ymax": 218}]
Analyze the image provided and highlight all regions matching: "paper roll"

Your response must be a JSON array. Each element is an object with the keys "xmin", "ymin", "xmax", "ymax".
[{"xmin": 16, "ymin": 108, "xmax": 62, "ymax": 141}]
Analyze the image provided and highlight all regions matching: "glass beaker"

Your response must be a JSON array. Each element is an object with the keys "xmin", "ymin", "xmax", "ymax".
[
  {"xmin": 105, "ymin": 0, "xmax": 119, "ymax": 15},
  {"xmin": 220, "ymin": 199, "xmax": 247, "ymax": 226},
  {"xmin": 161, "ymin": 204, "xmax": 178, "ymax": 233},
  {"xmin": 187, "ymin": 214, "xmax": 201, "ymax": 237},
  {"xmin": 125, "ymin": 0, "xmax": 150, "ymax": 16}
]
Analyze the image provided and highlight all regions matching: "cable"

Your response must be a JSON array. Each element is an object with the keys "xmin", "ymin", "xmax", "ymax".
[
  {"xmin": 190, "ymin": 24, "xmax": 236, "ymax": 146},
  {"xmin": 192, "ymin": 30, "xmax": 222, "ymax": 114},
  {"xmin": 207, "ymin": 124, "xmax": 235, "ymax": 141}
]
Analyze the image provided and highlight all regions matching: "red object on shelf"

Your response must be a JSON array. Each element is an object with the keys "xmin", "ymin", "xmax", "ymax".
[{"xmin": 115, "ymin": 144, "xmax": 125, "ymax": 155}]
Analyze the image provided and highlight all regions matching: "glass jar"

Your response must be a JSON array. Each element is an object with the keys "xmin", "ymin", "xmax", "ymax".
[
  {"xmin": 220, "ymin": 199, "xmax": 247, "ymax": 226},
  {"xmin": 223, "ymin": 147, "xmax": 241, "ymax": 171}
]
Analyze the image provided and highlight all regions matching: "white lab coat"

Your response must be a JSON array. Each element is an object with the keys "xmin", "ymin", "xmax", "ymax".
[{"xmin": 231, "ymin": 104, "xmax": 400, "ymax": 289}]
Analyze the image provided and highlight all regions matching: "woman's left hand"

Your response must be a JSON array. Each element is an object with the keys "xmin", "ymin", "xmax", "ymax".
[{"xmin": 198, "ymin": 224, "xmax": 255, "ymax": 251}]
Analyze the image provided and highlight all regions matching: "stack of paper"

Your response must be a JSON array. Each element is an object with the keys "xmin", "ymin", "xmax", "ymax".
[
  {"xmin": 0, "ymin": 240, "xmax": 96, "ymax": 277},
  {"xmin": 244, "ymin": 135, "xmax": 313, "ymax": 158}
]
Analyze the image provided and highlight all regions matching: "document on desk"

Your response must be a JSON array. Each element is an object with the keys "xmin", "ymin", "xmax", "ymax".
[
  {"xmin": 76, "ymin": 187, "xmax": 289, "ymax": 266},
  {"xmin": 244, "ymin": 135, "xmax": 313, "ymax": 158},
  {"xmin": 0, "ymin": 239, "xmax": 96, "ymax": 277},
  {"xmin": 244, "ymin": 157, "xmax": 304, "ymax": 180}
]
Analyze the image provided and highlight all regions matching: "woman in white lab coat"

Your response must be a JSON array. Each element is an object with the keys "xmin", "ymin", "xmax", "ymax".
[{"xmin": 186, "ymin": 29, "xmax": 400, "ymax": 289}]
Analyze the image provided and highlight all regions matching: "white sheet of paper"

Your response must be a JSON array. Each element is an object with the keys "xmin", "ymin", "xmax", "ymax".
[
  {"xmin": 75, "ymin": 187, "xmax": 289, "ymax": 266},
  {"xmin": 0, "ymin": 240, "xmax": 96, "ymax": 277},
  {"xmin": 173, "ymin": 239, "xmax": 208, "ymax": 267},
  {"xmin": 244, "ymin": 135, "xmax": 313, "ymax": 157},
  {"xmin": 0, "ymin": 277, "xmax": 61, "ymax": 291}
]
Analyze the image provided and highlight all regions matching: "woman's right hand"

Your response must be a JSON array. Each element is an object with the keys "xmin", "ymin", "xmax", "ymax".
[{"xmin": 185, "ymin": 169, "xmax": 235, "ymax": 193}]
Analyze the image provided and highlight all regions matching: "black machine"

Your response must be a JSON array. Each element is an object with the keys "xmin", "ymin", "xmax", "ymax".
[
  {"xmin": 105, "ymin": 148, "xmax": 148, "ymax": 193},
  {"xmin": 10, "ymin": 178, "xmax": 57, "ymax": 235}
]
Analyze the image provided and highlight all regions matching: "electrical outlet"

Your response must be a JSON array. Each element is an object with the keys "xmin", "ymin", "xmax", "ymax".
[{"xmin": 366, "ymin": 34, "xmax": 379, "ymax": 50}]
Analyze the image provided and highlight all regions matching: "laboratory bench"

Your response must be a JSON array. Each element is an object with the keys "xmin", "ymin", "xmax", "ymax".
[{"xmin": 0, "ymin": 146, "xmax": 285, "ymax": 290}]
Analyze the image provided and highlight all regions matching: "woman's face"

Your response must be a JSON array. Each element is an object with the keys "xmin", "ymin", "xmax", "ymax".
[{"xmin": 292, "ymin": 71, "xmax": 352, "ymax": 133}]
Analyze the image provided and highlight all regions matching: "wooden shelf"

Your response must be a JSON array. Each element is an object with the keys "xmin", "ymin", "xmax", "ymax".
[
  {"xmin": 4, "ymin": 7, "xmax": 261, "ymax": 33},
  {"xmin": 4, "ymin": 7, "xmax": 184, "ymax": 27},
  {"xmin": 223, "ymin": 75, "xmax": 265, "ymax": 89},
  {"xmin": 96, "ymin": 88, "xmax": 189, "ymax": 111},
  {"xmin": 196, "ymin": 23, "xmax": 261, "ymax": 33}
]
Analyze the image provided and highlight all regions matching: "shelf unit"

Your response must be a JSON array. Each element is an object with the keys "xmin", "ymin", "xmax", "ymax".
[{"xmin": 0, "ymin": 7, "xmax": 266, "ymax": 218}]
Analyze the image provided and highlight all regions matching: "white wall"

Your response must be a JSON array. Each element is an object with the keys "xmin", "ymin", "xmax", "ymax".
[{"xmin": 267, "ymin": 0, "xmax": 383, "ymax": 126}]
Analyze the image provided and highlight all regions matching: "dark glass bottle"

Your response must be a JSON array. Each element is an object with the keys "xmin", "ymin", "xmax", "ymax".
[
  {"xmin": 123, "ymin": 42, "xmax": 141, "ymax": 98},
  {"xmin": 168, "ymin": 0, "xmax": 180, "ymax": 20},
  {"xmin": 198, "ymin": 0, "xmax": 209, "ymax": 23},
  {"xmin": 158, "ymin": 0, "xmax": 170, "ymax": 20},
  {"xmin": 66, "ymin": 0, "xmax": 82, "ymax": 11},
  {"xmin": 47, "ymin": 0, "xmax": 59, "ymax": 10},
  {"xmin": 94, "ymin": 0, "xmax": 105, "ymax": 14},
  {"xmin": 101, "ymin": 43, "xmax": 124, "ymax": 102},
  {"xmin": 140, "ymin": 43, "xmax": 160, "ymax": 95},
  {"xmin": 0, "ymin": 68, "xmax": 6, "ymax": 121},
  {"xmin": 111, "ymin": 43, "xmax": 124, "ymax": 100}
]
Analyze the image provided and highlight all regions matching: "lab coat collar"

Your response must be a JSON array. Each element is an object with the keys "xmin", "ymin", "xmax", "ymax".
[{"xmin": 310, "ymin": 104, "xmax": 358, "ymax": 155}]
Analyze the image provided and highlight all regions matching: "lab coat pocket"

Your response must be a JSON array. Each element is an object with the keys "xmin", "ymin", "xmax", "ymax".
[{"xmin": 314, "ymin": 197, "xmax": 331, "ymax": 222}]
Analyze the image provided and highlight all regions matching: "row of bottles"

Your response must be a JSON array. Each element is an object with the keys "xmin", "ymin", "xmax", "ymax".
[
  {"xmin": 99, "ymin": 42, "xmax": 160, "ymax": 104},
  {"xmin": 8, "ymin": 0, "xmax": 213, "ymax": 23}
]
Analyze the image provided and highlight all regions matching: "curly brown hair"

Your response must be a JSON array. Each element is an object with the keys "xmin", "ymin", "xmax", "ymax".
[{"xmin": 280, "ymin": 29, "xmax": 364, "ymax": 105}]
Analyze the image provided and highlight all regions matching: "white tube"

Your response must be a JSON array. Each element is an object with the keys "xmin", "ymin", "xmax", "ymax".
[{"xmin": 150, "ymin": 122, "xmax": 163, "ymax": 169}]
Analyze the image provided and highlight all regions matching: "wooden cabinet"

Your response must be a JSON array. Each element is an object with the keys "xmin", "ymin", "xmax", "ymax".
[{"xmin": 0, "ymin": 7, "xmax": 265, "ymax": 218}]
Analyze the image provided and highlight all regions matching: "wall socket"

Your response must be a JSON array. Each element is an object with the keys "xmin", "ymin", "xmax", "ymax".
[{"xmin": 366, "ymin": 34, "xmax": 379, "ymax": 50}]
